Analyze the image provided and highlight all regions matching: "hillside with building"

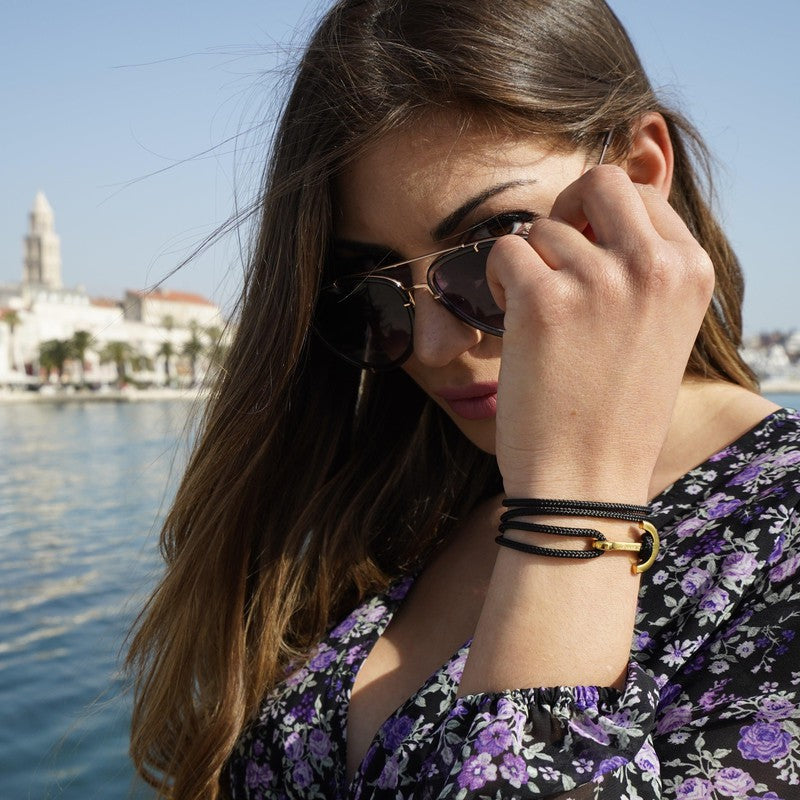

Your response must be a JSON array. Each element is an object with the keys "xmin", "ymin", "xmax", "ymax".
[{"xmin": 0, "ymin": 193, "xmax": 227, "ymax": 393}]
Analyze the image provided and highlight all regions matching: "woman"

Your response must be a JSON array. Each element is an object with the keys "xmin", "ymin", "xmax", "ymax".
[{"xmin": 127, "ymin": 1, "xmax": 800, "ymax": 798}]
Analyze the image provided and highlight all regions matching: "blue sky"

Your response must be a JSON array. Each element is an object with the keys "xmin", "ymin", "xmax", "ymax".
[{"xmin": 1, "ymin": 1, "xmax": 798, "ymax": 333}]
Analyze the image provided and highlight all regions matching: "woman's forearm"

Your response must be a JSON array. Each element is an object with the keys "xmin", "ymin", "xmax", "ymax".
[{"xmin": 457, "ymin": 513, "xmax": 643, "ymax": 696}]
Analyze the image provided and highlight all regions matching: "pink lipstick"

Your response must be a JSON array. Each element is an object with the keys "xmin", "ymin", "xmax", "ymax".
[{"xmin": 435, "ymin": 382, "xmax": 498, "ymax": 421}]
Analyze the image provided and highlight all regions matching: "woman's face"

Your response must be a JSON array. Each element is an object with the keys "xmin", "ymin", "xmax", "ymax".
[{"xmin": 335, "ymin": 115, "xmax": 597, "ymax": 454}]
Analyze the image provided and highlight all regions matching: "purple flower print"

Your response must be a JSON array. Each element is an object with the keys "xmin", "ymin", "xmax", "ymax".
[
  {"xmin": 285, "ymin": 731, "xmax": 304, "ymax": 761},
  {"xmin": 292, "ymin": 760, "xmax": 313, "ymax": 789},
  {"xmin": 774, "ymin": 449, "xmax": 800, "ymax": 468},
  {"xmin": 633, "ymin": 740, "xmax": 659, "ymax": 774},
  {"xmin": 387, "ymin": 577, "xmax": 413, "ymax": 600},
  {"xmin": 499, "ymin": 753, "xmax": 528, "ymax": 788},
  {"xmin": 308, "ymin": 729, "xmax": 331, "ymax": 760},
  {"xmin": 712, "ymin": 767, "xmax": 756, "ymax": 797},
  {"xmin": 288, "ymin": 694, "xmax": 315, "ymax": 724},
  {"xmin": 769, "ymin": 552, "xmax": 800, "ymax": 583},
  {"xmin": 285, "ymin": 667, "xmax": 309, "ymax": 688},
  {"xmin": 681, "ymin": 567, "xmax": 712, "ymax": 597},
  {"xmin": 593, "ymin": 755, "xmax": 628, "ymax": 779},
  {"xmin": 446, "ymin": 649, "xmax": 468, "ymax": 682},
  {"xmin": 675, "ymin": 517, "xmax": 705, "ymax": 539},
  {"xmin": 722, "ymin": 552, "xmax": 759, "ymax": 581},
  {"xmin": 656, "ymin": 704, "xmax": 692, "ymax": 735},
  {"xmin": 573, "ymin": 685, "xmax": 600, "ymax": 711},
  {"xmin": 737, "ymin": 721, "xmax": 792, "ymax": 762},
  {"xmin": 383, "ymin": 715, "xmax": 414, "ymax": 750},
  {"xmin": 539, "ymin": 765, "xmax": 560, "ymax": 782},
  {"xmin": 245, "ymin": 760, "xmax": 274, "ymax": 789},
  {"xmin": 727, "ymin": 462, "xmax": 763, "ymax": 486},
  {"xmin": 676, "ymin": 777, "xmax": 714, "ymax": 799},
  {"xmin": 569, "ymin": 715, "xmax": 610, "ymax": 745},
  {"xmin": 495, "ymin": 696, "xmax": 518, "ymax": 720},
  {"xmin": 309, "ymin": 644, "xmax": 337, "ymax": 671},
  {"xmin": 364, "ymin": 604, "xmax": 388, "ymax": 623},
  {"xmin": 663, "ymin": 640, "xmax": 694, "ymax": 667},
  {"xmin": 699, "ymin": 682, "xmax": 734, "ymax": 713},
  {"xmin": 709, "ymin": 447, "xmax": 733, "ymax": 462},
  {"xmin": 344, "ymin": 644, "xmax": 364, "ymax": 665},
  {"xmin": 758, "ymin": 696, "xmax": 796, "ymax": 722},
  {"xmin": 700, "ymin": 587, "xmax": 730, "ymax": 613},
  {"xmin": 377, "ymin": 757, "xmax": 399, "ymax": 790},
  {"xmin": 659, "ymin": 682, "xmax": 683, "ymax": 707},
  {"xmin": 768, "ymin": 534, "xmax": 785, "ymax": 565},
  {"xmin": 476, "ymin": 721, "xmax": 513, "ymax": 756},
  {"xmin": 705, "ymin": 493, "xmax": 743, "ymax": 519},
  {"xmin": 330, "ymin": 614, "xmax": 357, "ymax": 639},
  {"xmin": 457, "ymin": 752, "xmax": 497, "ymax": 791},
  {"xmin": 736, "ymin": 641, "xmax": 756, "ymax": 659},
  {"xmin": 573, "ymin": 756, "xmax": 594, "ymax": 774},
  {"xmin": 608, "ymin": 709, "xmax": 632, "ymax": 728}
]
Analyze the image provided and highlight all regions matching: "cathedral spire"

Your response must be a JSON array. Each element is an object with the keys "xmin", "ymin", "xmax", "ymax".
[{"xmin": 23, "ymin": 191, "xmax": 62, "ymax": 288}]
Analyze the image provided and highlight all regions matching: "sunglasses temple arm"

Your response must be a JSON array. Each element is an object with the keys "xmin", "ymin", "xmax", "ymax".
[{"xmin": 598, "ymin": 130, "xmax": 613, "ymax": 166}]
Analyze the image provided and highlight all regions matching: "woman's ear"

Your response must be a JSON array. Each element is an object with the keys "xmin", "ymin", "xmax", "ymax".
[{"xmin": 624, "ymin": 112, "xmax": 674, "ymax": 198}]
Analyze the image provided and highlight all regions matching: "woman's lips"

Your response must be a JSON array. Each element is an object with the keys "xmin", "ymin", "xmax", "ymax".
[{"xmin": 435, "ymin": 383, "xmax": 498, "ymax": 421}]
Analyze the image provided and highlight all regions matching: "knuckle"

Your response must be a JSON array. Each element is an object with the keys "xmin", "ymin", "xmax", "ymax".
[{"xmin": 582, "ymin": 163, "xmax": 629, "ymax": 191}]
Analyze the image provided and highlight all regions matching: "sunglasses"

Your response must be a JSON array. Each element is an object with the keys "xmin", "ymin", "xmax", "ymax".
[{"xmin": 315, "ymin": 133, "xmax": 612, "ymax": 371}]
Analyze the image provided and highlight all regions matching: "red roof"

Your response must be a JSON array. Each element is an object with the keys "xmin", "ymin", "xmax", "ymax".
[
  {"xmin": 126, "ymin": 288, "xmax": 215, "ymax": 306},
  {"xmin": 90, "ymin": 297, "xmax": 120, "ymax": 308}
]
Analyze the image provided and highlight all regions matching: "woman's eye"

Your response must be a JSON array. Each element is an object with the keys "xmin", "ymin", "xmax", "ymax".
[{"xmin": 463, "ymin": 212, "xmax": 535, "ymax": 242}]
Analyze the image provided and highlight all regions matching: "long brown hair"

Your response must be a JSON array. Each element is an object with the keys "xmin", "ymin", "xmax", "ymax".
[{"xmin": 127, "ymin": 1, "xmax": 757, "ymax": 796}]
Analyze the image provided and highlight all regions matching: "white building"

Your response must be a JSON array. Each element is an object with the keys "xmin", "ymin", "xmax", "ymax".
[
  {"xmin": 123, "ymin": 288, "xmax": 222, "ymax": 330},
  {"xmin": 1, "ymin": 193, "xmax": 225, "ymax": 387},
  {"xmin": 24, "ymin": 191, "xmax": 62, "ymax": 289}
]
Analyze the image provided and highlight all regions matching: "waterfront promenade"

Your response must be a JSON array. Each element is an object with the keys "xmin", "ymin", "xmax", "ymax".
[{"xmin": 0, "ymin": 386, "xmax": 206, "ymax": 404}]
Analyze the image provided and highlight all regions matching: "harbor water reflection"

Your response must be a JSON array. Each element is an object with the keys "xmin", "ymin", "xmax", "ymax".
[{"xmin": 0, "ymin": 399, "xmax": 197, "ymax": 799}]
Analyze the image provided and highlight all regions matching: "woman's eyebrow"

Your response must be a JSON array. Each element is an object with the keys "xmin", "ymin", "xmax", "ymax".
[{"xmin": 431, "ymin": 179, "xmax": 537, "ymax": 241}]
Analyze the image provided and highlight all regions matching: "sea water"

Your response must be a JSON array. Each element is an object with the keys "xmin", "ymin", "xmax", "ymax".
[{"xmin": 0, "ymin": 400, "xmax": 196, "ymax": 799}]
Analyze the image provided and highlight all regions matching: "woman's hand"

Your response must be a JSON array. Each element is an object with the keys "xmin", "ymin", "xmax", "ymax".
[{"xmin": 486, "ymin": 164, "xmax": 715, "ymax": 500}]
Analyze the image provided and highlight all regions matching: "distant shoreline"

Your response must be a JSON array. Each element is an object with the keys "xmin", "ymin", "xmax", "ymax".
[
  {"xmin": 760, "ymin": 380, "xmax": 800, "ymax": 395},
  {"xmin": 2, "ymin": 381, "xmax": 798, "ymax": 406},
  {"xmin": 0, "ymin": 387, "xmax": 206, "ymax": 404}
]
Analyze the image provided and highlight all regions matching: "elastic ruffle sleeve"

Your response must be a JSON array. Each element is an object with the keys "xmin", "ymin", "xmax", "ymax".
[{"xmin": 417, "ymin": 661, "xmax": 661, "ymax": 799}]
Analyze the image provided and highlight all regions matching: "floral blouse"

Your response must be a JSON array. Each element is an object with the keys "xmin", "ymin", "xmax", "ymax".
[{"xmin": 225, "ymin": 408, "xmax": 800, "ymax": 799}]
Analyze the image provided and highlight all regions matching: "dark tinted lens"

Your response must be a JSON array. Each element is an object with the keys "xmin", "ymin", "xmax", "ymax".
[
  {"xmin": 429, "ymin": 240, "xmax": 504, "ymax": 334},
  {"xmin": 315, "ymin": 277, "xmax": 413, "ymax": 369}
]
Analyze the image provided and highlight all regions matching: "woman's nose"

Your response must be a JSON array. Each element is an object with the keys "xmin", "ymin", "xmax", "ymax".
[{"xmin": 411, "ymin": 287, "xmax": 482, "ymax": 367}]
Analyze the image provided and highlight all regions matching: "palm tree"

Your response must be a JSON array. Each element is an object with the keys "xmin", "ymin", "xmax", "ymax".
[
  {"xmin": 99, "ymin": 341, "xmax": 134, "ymax": 387},
  {"xmin": 2, "ymin": 310, "xmax": 21, "ymax": 372},
  {"xmin": 157, "ymin": 341, "xmax": 175, "ymax": 386},
  {"xmin": 181, "ymin": 331, "xmax": 205, "ymax": 386},
  {"xmin": 69, "ymin": 330, "xmax": 93, "ymax": 388},
  {"xmin": 40, "ymin": 339, "xmax": 71, "ymax": 384},
  {"xmin": 204, "ymin": 325, "xmax": 227, "ymax": 374}
]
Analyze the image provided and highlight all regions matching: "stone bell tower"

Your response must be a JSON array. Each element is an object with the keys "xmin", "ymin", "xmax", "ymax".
[{"xmin": 23, "ymin": 191, "xmax": 63, "ymax": 288}]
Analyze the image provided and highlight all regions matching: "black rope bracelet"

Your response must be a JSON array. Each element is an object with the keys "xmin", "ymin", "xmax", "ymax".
[
  {"xmin": 497, "ymin": 520, "xmax": 601, "ymax": 538},
  {"xmin": 502, "ymin": 498, "xmax": 649, "ymax": 523},
  {"xmin": 495, "ymin": 533, "xmax": 604, "ymax": 560},
  {"xmin": 496, "ymin": 498, "xmax": 661, "ymax": 574}
]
